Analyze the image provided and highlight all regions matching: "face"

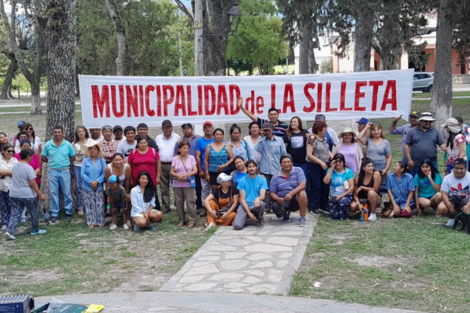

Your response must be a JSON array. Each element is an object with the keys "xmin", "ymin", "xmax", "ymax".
[
  {"xmin": 178, "ymin": 144, "xmax": 189, "ymax": 155},
  {"xmin": 235, "ymin": 158, "xmax": 245, "ymax": 170},
  {"xmin": 421, "ymin": 163, "xmax": 431, "ymax": 174},
  {"xmin": 77, "ymin": 127, "xmax": 86, "ymax": 139},
  {"xmin": 112, "ymin": 155, "xmax": 123, "ymax": 167},
  {"xmin": 290, "ymin": 118, "xmax": 299, "ymax": 130},
  {"xmin": 113, "ymin": 129, "xmax": 123, "ymax": 139},
  {"xmin": 138, "ymin": 174, "xmax": 149, "ymax": 187},
  {"xmin": 137, "ymin": 127, "xmax": 148, "ymax": 137},
  {"xmin": 334, "ymin": 159, "xmax": 344, "ymax": 170},
  {"xmin": 182, "ymin": 126, "xmax": 193, "ymax": 137},
  {"xmin": 319, "ymin": 127, "xmax": 327, "ymax": 136},
  {"xmin": 263, "ymin": 128, "xmax": 272, "ymax": 138},
  {"xmin": 370, "ymin": 126, "xmax": 382, "ymax": 138},
  {"xmin": 19, "ymin": 134, "xmax": 28, "ymax": 141},
  {"xmin": 247, "ymin": 163, "xmax": 258, "ymax": 175},
  {"xmin": 281, "ymin": 158, "xmax": 293, "ymax": 172},
  {"xmin": 203, "ymin": 125, "xmax": 213, "ymax": 136},
  {"xmin": 103, "ymin": 129, "xmax": 112, "ymax": 140},
  {"xmin": 409, "ymin": 115, "xmax": 419, "ymax": 126},
  {"xmin": 21, "ymin": 143, "xmax": 31, "ymax": 150},
  {"xmin": 25, "ymin": 126, "xmax": 33, "ymax": 134},
  {"xmin": 250, "ymin": 124, "xmax": 260, "ymax": 136},
  {"xmin": 3, "ymin": 147, "xmax": 14, "ymax": 158},
  {"xmin": 108, "ymin": 181, "xmax": 118, "ymax": 189},
  {"xmin": 358, "ymin": 123, "xmax": 366, "ymax": 132},
  {"xmin": 393, "ymin": 162, "xmax": 403, "ymax": 174},
  {"xmin": 163, "ymin": 126, "xmax": 172, "ymax": 137},
  {"xmin": 231, "ymin": 129, "xmax": 240, "ymax": 141},
  {"xmin": 138, "ymin": 139, "xmax": 148, "ymax": 150},
  {"xmin": 268, "ymin": 110, "xmax": 279, "ymax": 123},
  {"xmin": 90, "ymin": 128, "xmax": 101, "ymax": 138},
  {"xmin": 363, "ymin": 162, "xmax": 374, "ymax": 174},
  {"xmin": 0, "ymin": 134, "xmax": 7, "ymax": 144},
  {"xmin": 420, "ymin": 120, "xmax": 432, "ymax": 130},
  {"xmin": 53, "ymin": 129, "xmax": 64, "ymax": 140},
  {"xmin": 125, "ymin": 130, "xmax": 135, "ymax": 141},
  {"xmin": 342, "ymin": 133, "xmax": 353, "ymax": 143},
  {"xmin": 214, "ymin": 130, "xmax": 224, "ymax": 142},
  {"xmin": 260, "ymin": 129, "xmax": 266, "ymax": 137},
  {"xmin": 88, "ymin": 145, "xmax": 99, "ymax": 157},
  {"xmin": 221, "ymin": 181, "xmax": 232, "ymax": 188},
  {"xmin": 454, "ymin": 164, "xmax": 467, "ymax": 179}
]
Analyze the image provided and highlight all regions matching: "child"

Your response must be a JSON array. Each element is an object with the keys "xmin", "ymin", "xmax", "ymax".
[{"xmin": 106, "ymin": 175, "xmax": 128, "ymax": 230}]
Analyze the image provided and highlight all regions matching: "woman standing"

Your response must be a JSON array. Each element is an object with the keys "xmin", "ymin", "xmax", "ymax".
[
  {"xmin": 357, "ymin": 122, "xmax": 392, "ymax": 192},
  {"xmin": 0, "ymin": 144, "xmax": 18, "ymax": 231},
  {"xmin": 228, "ymin": 124, "xmax": 250, "ymax": 161},
  {"xmin": 306, "ymin": 120, "xmax": 332, "ymax": 214},
  {"xmin": 16, "ymin": 123, "xmax": 41, "ymax": 155},
  {"xmin": 284, "ymin": 116, "xmax": 309, "ymax": 180},
  {"xmin": 333, "ymin": 127, "xmax": 364, "ymax": 174},
  {"xmin": 80, "ymin": 141, "xmax": 107, "ymax": 228},
  {"xmin": 205, "ymin": 128, "xmax": 234, "ymax": 191},
  {"xmin": 72, "ymin": 125, "xmax": 92, "ymax": 216},
  {"xmin": 323, "ymin": 153, "xmax": 355, "ymax": 220},
  {"xmin": 243, "ymin": 121, "xmax": 262, "ymax": 164},
  {"xmin": 383, "ymin": 161, "xmax": 415, "ymax": 218},
  {"xmin": 170, "ymin": 141, "xmax": 198, "ymax": 228},
  {"xmin": 414, "ymin": 159, "xmax": 442, "ymax": 217},
  {"xmin": 128, "ymin": 136, "xmax": 161, "ymax": 187},
  {"xmin": 204, "ymin": 173, "xmax": 239, "ymax": 230},
  {"xmin": 350, "ymin": 158, "xmax": 381, "ymax": 221},
  {"xmin": 229, "ymin": 156, "xmax": 248, "ymax": 186},
  {"xmin": 131, "ymin": 171, "xmax": 162, "ymax": 231},
  {"xmin": 442, "ymin": 118, "xmax": 466, "ymax": 174}
]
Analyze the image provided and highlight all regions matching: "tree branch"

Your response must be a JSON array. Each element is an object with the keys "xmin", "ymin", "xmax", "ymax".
[
  {"xmin": 415, "ymin": 27, "xmax": 436, "ymax": 36},
  {"xmin": 175, "ymin": 0, "xmax": 194, "ymax": 25}
]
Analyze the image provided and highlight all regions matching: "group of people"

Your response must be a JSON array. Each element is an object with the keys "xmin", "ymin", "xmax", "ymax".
[{"xmin": 1, "ymin": 101, "xmax": 470, "ymax": 239}]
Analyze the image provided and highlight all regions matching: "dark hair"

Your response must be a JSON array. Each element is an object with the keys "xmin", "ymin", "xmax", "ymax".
[
  {"xmin": 396, "ymin": 161, "xmax": 409, "ymax": 174},
  {"xmin": 54, "ymin": 125, "xmax": 64, "ymax": 132},
  {"xmin": 234, "ymin": 156, "xmax": 245, "ymax": 165},
  {"xmin": 455, "ymin": 116, "xmax": 463, "ymax": 124},
  {"xmin": 230, "ymin": 124, "xmax": 241, "ymax": 135},
  {"xmin": 20, "ymin": 148, "xmax": 34, "ymax": 160},
  {"xmin": 135, "ymin": 135, "xmax": 148, "ymax": 146},
  {"xmin": 358, "ymin": 158, "xmax": 374, "ymax": 183},
  {"xmin": 19, "ymin": 139, "xmax": 31, "ymax": 147},
  {"xmin": 21, "ymin": 123, "xmax": 36, "ymax": 139},
  {"xmin": 245, "ymin": 159, "xmax": 258, "ymax": 168},
  {"xmin": 369, "ymin": 124, "xmax": 385, "ymax": 139},
  {"xmin": 213, "ymin": 128, "xmax": 224, "ymax": 136},
  {"xmin": 311, "ymin": 120, "xmax": 327, "ymax": 134},
  {"xmin": 332, "ymin": 153, "xmax": 346, "ymax": 169},
  {"xmin": 418, "ymin": 159, "xmax": 438, "ymax": 179},
  {"xmin": 124, "ymin": 126, "xmax": 136, "ymax": 135},
  {"xmin": 0, "ymin": 132, "xmax": 7, "ymax": 137},
  {"xmin": 280, "ymin": 154, "xmax": 293, "ymax": 164},
  {"xmin": 16, "ymin": 131, "xmax": 28, "ymax": 142},
  {"xmin": 248, "ymin": 121, "xmax": 259, "ymax": 135},
  {"xmin": 446, "ymin": 128, "xmax": 463, "ymax": 149},
  {"xmin": 1, "ymin": 143, "xmax": 14, "ymax": 156},
  {"xmin": 0, "ymin": 132, "xmax": 7, "ymax": 151},
  {"xmin": 454, "ymin": 158, "xmax": 467, "ymax": 166},
  {"xmin": 287, "ymin": 116, "xmax": 304, "ymax": 140},
  {"xmin": 137, "ymin": 123, "xmax": 148, "ymax": 130},
  {"xmin": 177, "ymin": 140, "xmax": 190, "ymax": 154},
  {"xmin": 136, "ymin": 171, "xmax": 156, "ymax": 202},
  {"xmin": 74, "ymin": 125, "xmax": 90, "ymax": 143},
  {"xmin": 111, "ymin": 153, "xmax": 124, "ymax": 161},
  {"xmin": 268, "ymin": 108, "xmax": 279, "ymax": 114}
]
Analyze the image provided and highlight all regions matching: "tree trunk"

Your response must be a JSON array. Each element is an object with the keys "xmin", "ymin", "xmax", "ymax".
[
  {"xmin": 299, "ymin": 18, "xmax": 310, "ymax": 74},
  {"xmin": 30, "ymin": 80, "xmax": 42, "ymax": 114},
  {"xmin": 430, "ymin": 0, "xmax": 453, "ymax": 128},
  {"xmin": 380, "ymin": 54, "xmax": 399, "ymax": 70},
  {"xmin": 104, "ymin": 0, "xmax": 126, "ymax": 76},
  {"xmin": 353, "ymin": 7, "xmax": 374, "ymax": 72},
  {"xmin": 0, "ymin": 58, "xmax": 17, "ymax": 100}
]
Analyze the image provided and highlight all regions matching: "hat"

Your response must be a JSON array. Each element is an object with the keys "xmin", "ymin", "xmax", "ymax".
[
  {"xmin": 113, "ymin": 125, "xmax": 123, "ymax": 132},
  {"xmin": 409, "ymin": 111, "xmax": 420, "ymax": 117},
  {"xmin": 80, "ymin": 140, "xmax": 105, "ymax": 158},
  {"xmin": 108, "ymin": 175, "xmax": 118, "ymax": 183},
  {"xmin": 418, "ymin": 112, "xmax": 436, "ymax": 122},
  {"xmin": 203, "ymin": 121, "xmax": 213, "ymax": 127},
  {"xmin": 217, "ymin": 173, "xmax": 232, "ymax": 184},
  {"xmin": 262, "ymin": 122, "xmax": 273, "ymax": 130},
  {"xmin": 181, "ymin": 123, "xmax": 193, "ymax": 129},
  {"xmin": 441, "ymin": 118, "xmax": 461, "ymax": 133},
  {"xmin": 162, "ymin": 120, "xmax": 172, "ymax": 128},
  {"xmin": 137, "ymin": 123, "xmax": 148, "ymax": 129},
  {"xmin": 18, "ymin": 120, "xmax": 26, "ymax": 128},
  {"xmin": 338, "ymin": 127, "xmax": 356, "ymax": 138},
  {"xmin": 356, "ymin": 117, "xmax": 369, "ymax": 124},
  {"xmin": 315, "ymin": 114, "xmax": 326, "ymax": 121}
]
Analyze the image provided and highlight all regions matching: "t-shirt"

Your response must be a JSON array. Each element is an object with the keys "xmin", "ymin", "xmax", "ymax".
[
  {"xmin": 9, "ymin": 162, "xmax": 36, "ymax": 198},
  {"xmin": 327, "ymin": 167, "xmax": 354, "ymax": 197},
  {"xmin": 107, "ymin": 185, "xmax": 127, "ymax": 202},
  {"xmin": 447, "ymin": 134, "xmax": 466, "ymax": 166},
  {"xmin": 414, "ymin": 173, "xmax": 443, "ymax": 198},
  {"xmin": 171, "ymin": 155, "xmax": 197, "ymax": 188},
  {"xmin": 366, "ymin": 137, "xmax": 392, "ymax": 171},
  {"xmin": 237, "ymin": 174, "xmax": 268, "ymax": 207},
  {"xmin": 405, "ymin": 127, "xmax": 444, "ymax": 164},
  {"xmin": 117, "ymin": 140, "xmax": 137, "ymax": 159},
  {"xmin": 308, "ymin": 137, "xmax": 329, "ymax": 163},
  {"xmin": 338, "ymin": 144, "xmax": 359, "ymax": 174},
  {"xmin": 212, "ymin": 185, "xmax": 239, "ymax": 200},
  {"xmin": 441, "ymin": 172, "xmax": 470, "ymax": 206},
  {"xmin": 234, "ymin": 171, "xmax": 248, "ymax": 186},
  {"xmin": 284, "ymin": 130, "xmax": 308, "ymax": 164},
  {"xmin": 270, "ymin": 167, "xmax": 306, "ymax": 198},
  {"xmin": 196, "ymin": 137, "xmax": 215, "ymax": 172},
  {"xmin": 128, "ymin": 148, "xmax": 160, "ymax": 185}
]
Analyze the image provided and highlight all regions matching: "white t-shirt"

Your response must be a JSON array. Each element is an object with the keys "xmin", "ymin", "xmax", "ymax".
[
  {"xmin": 441, "ymin": 172, "xmax": 470, "ymax": 205},
  {"xmin": 72, "ymin": 138, "xmax": 93, "ymax": 166},
  {"xmin": 156, "ymin": 133, "xmax": 180, "ymax": 162},
  {"xmin": 117, "ymin": 140, "xmax": 137, "ymax": 159}
]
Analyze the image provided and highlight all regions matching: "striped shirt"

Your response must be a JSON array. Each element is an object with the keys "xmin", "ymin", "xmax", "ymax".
[
  {"xmin": 269, "ymin": 166, "xmax": 306, "ymax": 198},
  {"xmin": 257, "ymin": 117, "xmax": 288, "ymax": 138}
]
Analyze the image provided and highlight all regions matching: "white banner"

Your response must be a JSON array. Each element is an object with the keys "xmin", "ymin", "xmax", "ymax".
[{"xmin": 79, "ymin": 70, "xmax": 414, "ymax": 128}]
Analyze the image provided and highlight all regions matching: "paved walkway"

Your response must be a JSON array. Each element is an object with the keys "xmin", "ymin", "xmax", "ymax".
[{"xmin": 160, "ymin": 212, "xmax": 314, "ymax": 294}]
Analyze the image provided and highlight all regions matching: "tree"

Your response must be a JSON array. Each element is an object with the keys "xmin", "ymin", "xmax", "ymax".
[{"xmin": 104, "ymin": 0, "xmax": 126, "ymax": 75}]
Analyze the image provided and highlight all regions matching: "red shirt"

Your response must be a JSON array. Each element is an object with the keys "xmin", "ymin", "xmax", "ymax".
[{"xmin": 128, "ymin": 148, "xmax": 160, "ymax": 186}]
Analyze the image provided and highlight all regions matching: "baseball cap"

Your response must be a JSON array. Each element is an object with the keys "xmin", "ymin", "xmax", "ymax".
[
  {"xmin": 356, "ymin": 117, "xmax": 369, "ymax": 124},
  {"xmin": 113, "ymin": 125, "xmax": 123, "ymax": 132},
  {"xmin": 409, "ymin": 111, "xmax": 420, "ymax": 117},
  {"xmin": 108, "ymin": 175, "xmax": 118, "ymax": 183},
  {"xmin": 203, "ymin": 121, "xmax": 213, "ymax": 127},
  {"xmin": 162, "ymin": 120, "xmax": 172, "ymax": 128},
  {"xmin": 18, "ymin": 120, "xmax": 26, "ymax": 128},
  {"xmin": 217, "ymin": 173, "xmax": 232, "ymax": 184},
  {"xmin": 181, "ymin": 123, "xmax": 193, "ymax": 129},
  {"xmin": 262, "ymin": 122, "xmax": 273, "ymax": 130}
]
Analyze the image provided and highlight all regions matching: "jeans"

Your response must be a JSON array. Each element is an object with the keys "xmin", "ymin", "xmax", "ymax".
[
  {"xmin": 307, "ymin": 163, "xmax": 329, "ymax": 210},
  {"xmin": 48, "ymin": 169, "xmax": 73, "ymax": 217},
  {"xmin": 73, "ymin": 165, "xmax": 84, "ymax": 211},
  {"xmin": 233, "ymin": 202, "xmax": 265, "ymax": 230},
  {"xmin": 7, "ymin": 197, "xmax": 39, "ymax": 234}
]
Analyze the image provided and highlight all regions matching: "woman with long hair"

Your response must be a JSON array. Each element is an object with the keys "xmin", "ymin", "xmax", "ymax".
[
  {"xmin": 351, "ymin": 158, "xmax": 381, "ymax": 221},
  {"xmin": 0, "ymin": 144, "xmax": 18, "ymax": 231},
  {"xmin": 442, "ymin": 118, "xmax": 466, "ymax": 174},
  {"xmin": 229, "ymin": 156, "xmax": 248, "ymax": 186},
  {"xmin": 131, "ymin": 171, "xmax": 162, "ymax": 231},
  {"xmin": 228, "ymin": 124, "xmax": 250, "ymax": 161},
  {"xmin": 333, "ymin": 127, "xmax": 364, "ymax": 174},
  {"xmin": 414, "ymin": 159, "xmax": 442, "ymax": 217},
  {"xmin": 72, "ymin": 125, "xmax": 92, "ymax": 216},
  {"xmin": 205, "ymin": 128, "xmax": 234, "ymax": 191},
  {"xmin": 243, "ymin": 121, "xmax": 262, "ymax": 164},
  {"xmin": 105, "ymin": 153, "xmax": 132, "ymax": 228},
  {"xmin": 383, "ymin": 161, "xmax": 415, "ymax": 218},
  {"xmin": 285, "ymin": 116, "xmax": 309, "ymax": 185}
]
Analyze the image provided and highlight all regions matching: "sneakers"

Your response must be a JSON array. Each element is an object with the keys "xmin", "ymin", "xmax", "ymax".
[
  {"xmin": 133, "ymin": 225, "xmax": 140, "ymax": 232},
  {"xmin": 148, "ymin": 224, "xmax": 157, "ymax": 231},
  {"xmin": 50, "ymin": 217, "xmax": 59, "ymax": 225},
  {"xmin": 66, "ymin": 215, "xmax": 73, "ymax": 222},
  {"xmin": 162, "ymin": 208, "xmax": 171, "ymax": 214},
  {"xmin": 109, "ymin": 224, "xmax": 118, "ymax": 230},
  {"xmin": 31, "ymin": 229, "xmax": 47, "ymax": 236},
  {"xmin": 299, "ymin": 216, "xmax": 306, "ymax": 227},
  {"xmin": 0, "ymin": 225, "xmax": 6, "ymax": 232},
  {"xmin": 283, "ymin": 210, "xmax": 291, "ymax": 222},
  {"xmin": 196, "ymin": 207, "xmax": 203, "ymax": 215},
  {"xmin": 444, "ymin": 219, "xmax": 455, "ymax": 227},
  {"xmin": 77, "ymin": 210, "xmax": 84, "ymax": 216},
  {"xmin": 199, "ymin": 210, "xmax": 207, "ymax": 217},
  {"xmin": 310, "ymin": 208, "xmax": 322, "ymax": 215},
  {"xmin": 123, "ymin": 223, "xmax": 130, "ymax": 230},
  {"xmin": 4, "ymin": 232, "xmax": 15, "ymax": 240},
  {"xmin": 368, "ymin": 213, "xmax": 377, "ymax": 222}
]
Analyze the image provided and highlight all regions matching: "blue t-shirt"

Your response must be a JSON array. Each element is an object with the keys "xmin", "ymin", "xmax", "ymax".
[
  {"xmin": 195, "ymin": 137, "xmax": 215, "ymax": 171},
  {"xmin": 234, "ymin": 171, "xmax": 248, "ymax": 186},
  {"xmin": 326, "ymin": 167, "xmax": 354, "ymax": 197},
  {"xmin": 414, "ymin": 173, "xmax": 442, "ymax": 198},
  {"xmin": 237, "ymin": 174, "xmax": 268, "ymax": 207},
  {"xmin": 41, "ymin": 139, "xmax": 76, "ymax": 169}
]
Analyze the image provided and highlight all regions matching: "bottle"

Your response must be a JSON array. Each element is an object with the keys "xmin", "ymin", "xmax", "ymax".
[
  {"xmin": 362, "ymin": 201, "xmax": 369, "ymax": 222},
  {"xmin": 106, "ymin": 204, "xmax": 111, "ymax": 215}
]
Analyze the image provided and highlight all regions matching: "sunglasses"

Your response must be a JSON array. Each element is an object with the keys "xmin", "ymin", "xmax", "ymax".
[
  {"xmin": 422, "ymin": 121, "xmax": 432, "ymax": 124},
  {"xmin": 26, "ymin": 127, "xmax": 33, "ymax": 130},
  {"xmin": 6, "ymin": 150, "xmax": 14, "ymax": 153}
]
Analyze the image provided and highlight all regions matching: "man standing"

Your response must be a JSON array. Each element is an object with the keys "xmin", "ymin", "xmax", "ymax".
[
  {"xmin": 41, "ymin": 126, "xmax": 76, "ymax": 224},
  {"xmin": 238, "ymin": 97, "xmax": 288, "ymax": 137},
  {"xmin": 270, "ymin": 155, "xmax": 308, "ymax": 226},
  {"xmin": 137, "ymin": 123, "xmax": 158, "ymax": 151},
  {"xmin": 117, "ymin": 126, "xmax": 137, "ymax": 160},
  {"xmin": 89, "ymin": 127, "xmax": 104, "ymax": 142},
  {"xmin": 196, "ymin": 121, "xmax": 215, "ymax": 215},
  {"xmin": 437, "ymin": 158, "xmax": 470, "ymax": 227},
  {"xmin": 113, "ymin": 125, "xmax": 124, "ymax": 144},
  {"xmin": 254, "ymin": 122, "xmax": 286, "ymax": 211},
  {"xmin": 389, "ymin": 111, "xmax": 420, "ymax": 163},
  {"xmin": 156, "ymin": 120, "xmax": 180, "ymax": 213},
  {"xmin": 405, "ymin": 112, "xmax": 447, "ymax": 176},
  {"xmin": 101, "ymin": 125, "xmax": 118, "ymax": 164},
  {"xmin": 233, "ymin": 160, "xmax": 268, "ymax": 230}
]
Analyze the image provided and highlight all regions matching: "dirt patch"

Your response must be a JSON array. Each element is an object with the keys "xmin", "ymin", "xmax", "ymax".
[{"xmin": 348, "ymin": 255, "xmax": 411, "ymax": 268}]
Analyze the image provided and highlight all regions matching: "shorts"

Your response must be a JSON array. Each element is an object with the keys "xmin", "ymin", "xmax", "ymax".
[
  {"xmin": 132, "ymin": 209, "xmax": 158, "ymax": 218},
  {"xmin": 112, "ymin": 201, "xmax": 123, "ymax": 211}
]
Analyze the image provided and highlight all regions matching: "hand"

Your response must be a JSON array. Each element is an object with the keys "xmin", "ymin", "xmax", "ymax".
[
  {"xmin": 220, "ymin": 212, "xmax": 229, "ymax": 220},
  {"xmin": 209, "ymin": 209, "xmax": 218, "ymax": 219},
  {"xmin": 90, "ymin": 181, "xmax": 98, "ymax": 190},
  {"xmin": 70, "ymin": 171, "xmax": 75, "ymax": 178},
  {"xmin": 248, "ymin": 212, "xmax": 257, "ymax": 222},
  {"xmin": 381, "ymin": 168, "xmax": 388, "ymax": 176},
  {"xmin": 206, "ymin": 174, "xmax": 210, "ymax": 182},
  {"xmin": 463, "ymin": 206, "xmax": 470, "ymax": 215},
  {"xmin": 394, "ymin": 115, "xmax": 402, "ymax": 122},
  {"xmin": 199, "ymin": 169, "xmax": 205, "ymax": 178},
  {"xmin": 178, "ymin": 175, "xmax": 186, "ymax": 182},
  {"xmin": 155, "ymin": 177, "xmax": 160, "ymax": 185},
  {"xmin": 320, "ymin": 162, "xmax": 328, "ymax": 171},
  {"xmin": 237, "ymin": 96, "xmax": 243, "ymax": 108},
  {"xmin": 330, "ymin": 160, "xmax": 336, "ymax": 169},
  {"xmin": 39, "ymin": 194, "xmax": 46, "ymax": 202},
  {"xmin": 393, "ymin": 204, "xmax": 400, "ymax": 215},
  {"xmin": 216, "ymin": 165, "xmax": 226, "ymax": 173},
  {"xmin": 307, "ymin": 136, "xmax": 316, "ymax": 145},
  {"xmin": 416, "ymin": 206, "xmax": 423, "ymax": 217},
  {"xmin": 277, "ymin": 197, "xmax": 284, "ymax": 204},
  {"xmin": 367, "ymin": 122, "xmax": 373, "ymax": 128},
  {"xmin": 424, "ymin": 170, "xmax": 432, "ymax": 179},
  {"xmin": 407, "ymin": 160, "xmax": 415, "ymax": 169},
  {"xmin": 254, "ymin": 197, "xmax": 261, "ymax": 207},
  {"xmin": 284, "ymin": 193, "xmax": 292, "ymax": 201},
  {"xmin": 126, "ymin": 194, "xmax": 131, "ymax": 201},
  {"xmin": 404, "ymin": 205, "xmax": 411, "ymax": 213}
]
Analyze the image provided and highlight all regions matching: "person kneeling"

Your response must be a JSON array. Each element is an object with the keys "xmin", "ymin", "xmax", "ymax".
[
  {"xmin": 233, "ymin": 160, "xmax": 268, "ymax": 230},
  {"xmin": 107, "ymin": 175, "xmax": 129, "ymax": 230},
  {"xmin": 130, "ymin": 171, "xmax": 162, "ymax": 231},
  {"xmin": 204, "ymin": 173, "xmax": 239, "ymax": 230},
  {"xmin": 270, "ymin": 155, "xmax": 308, "ymax": 226},
  {"xmin": 351, "ymin": 158, "xmax": 382, "ymax": 222},
  {"xmin": 414, "ymin": 159, "xmax": 442, "ymax": 217},
  {"xmin": 383, "ymin": 161, "xmax": 415, "ymax": 218}
]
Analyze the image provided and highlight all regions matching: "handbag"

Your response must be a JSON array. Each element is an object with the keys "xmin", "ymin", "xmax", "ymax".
[{"xmin": 180, "ymin": 155, "xmax": 196, "ymax": 187}]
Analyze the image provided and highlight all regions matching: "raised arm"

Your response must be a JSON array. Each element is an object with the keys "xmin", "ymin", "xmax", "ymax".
[{"xmin": 237, "ymin": 96, "xmax": 259, "ymax": 123}]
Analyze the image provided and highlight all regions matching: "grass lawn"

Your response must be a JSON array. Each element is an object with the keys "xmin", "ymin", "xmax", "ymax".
[
  {"xmin": 0, "ymin": 105, "xmax": 81, "ymax": 113},
  {"xmin": 412, "ymin": 91, "xmax": 470, "ymax": 98}
]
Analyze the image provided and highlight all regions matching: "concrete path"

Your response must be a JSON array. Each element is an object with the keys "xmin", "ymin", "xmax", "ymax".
[
  {"xmin": 34, "ymin": 292, "xmax": 424, "ymax": 313},
  {"xmin": 160, "ymin": 212, "xmax": 314, "ymax": 295}
]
